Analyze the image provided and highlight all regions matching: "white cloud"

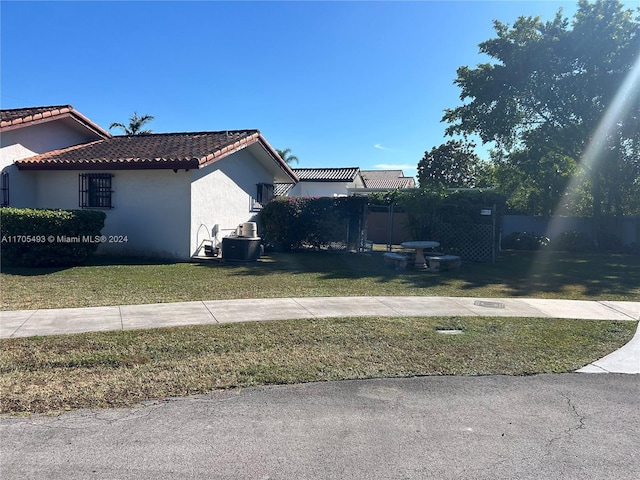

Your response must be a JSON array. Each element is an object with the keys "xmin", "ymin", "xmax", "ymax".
[
  {"xmin": 373, "ymin": 144, "xmax": 392, "ymax": 151},
  {"xmin": 374, "ymin": 163, "xmax": 415, "ymax": 171}
]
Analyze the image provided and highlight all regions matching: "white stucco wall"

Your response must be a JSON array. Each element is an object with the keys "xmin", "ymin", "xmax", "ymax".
[
  {"xmin": 190, "ymin": 149, "xmax": 273, "ymax": 255},
  {"xmin": 0, "ymin": 164, "xmax": 36, "ymax": 208},
  {"xmin": 1, "ymin": 120, "xmax": 104, "ymax": 208},
  {"xmin": 0, "ymin": 121, "xmax": 97, "ymax": 165},
  {"xmin": 288, "ymin": 180, "xmax": 361, "ymax": 197},
  {"xmin": 30, "ymin": 169, "xmax": 191, "ymax": 259}
]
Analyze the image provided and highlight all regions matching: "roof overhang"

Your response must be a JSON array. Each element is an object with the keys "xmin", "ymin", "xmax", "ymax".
[
  {"xmin": 248, "ymin": 135, "xmax": 299, "ymax": 183},
  {"xmin": 15, "ymin": 132, "xmax": 301, "ymax": 180},
  {"xmin": 1, "ymin": 108, "xmax": 111, "ymax": 139}
]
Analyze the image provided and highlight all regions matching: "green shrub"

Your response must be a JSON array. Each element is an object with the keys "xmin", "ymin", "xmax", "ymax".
[
  {"xmin": 258, "ymin": 197, "xmax": 366, "ymax": 251},
  {"xmin": 502, "ymin": 232, "xmax": 550, "ymax": 250},
  {"xmin": 551, "ymin": 231, "xmax": 595, "ymax": 253},
  {"xmin": 1, "ymin": 208, "xmax": 106, "ymax": 267}
]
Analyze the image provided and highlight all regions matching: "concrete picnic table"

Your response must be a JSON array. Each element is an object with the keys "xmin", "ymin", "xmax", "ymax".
[{"xmin": 401, "ymin": 240, "xmax": 440, "ymax": 269}]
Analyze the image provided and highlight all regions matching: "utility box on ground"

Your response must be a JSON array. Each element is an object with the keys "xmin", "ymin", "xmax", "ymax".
[{"xmin": 221, "ymin": 237, "xmax": 262, "ymax": 262}]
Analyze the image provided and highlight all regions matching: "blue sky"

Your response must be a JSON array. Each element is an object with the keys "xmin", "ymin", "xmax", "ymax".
[{"xmin": 1, "ymin": 1, "xmax": 602, "ymax": 176}]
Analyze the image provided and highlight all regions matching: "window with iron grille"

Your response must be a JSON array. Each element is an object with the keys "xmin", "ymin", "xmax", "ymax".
[
  {"xmin": 79, "ymin": 173, "xmax": 113, "ymax": 209},
  {"xmin": 1, "ymin": 172, "xmax": 8, "ymax": 207}
]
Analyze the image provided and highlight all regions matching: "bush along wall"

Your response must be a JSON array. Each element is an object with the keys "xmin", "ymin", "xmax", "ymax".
[
  {"xmin": 258, "ymin": 197, "xmax": 367, "ymax": 251},
  {"xmin": 1, "ymin": 208, "xmax": 107, "ymax": 267}
]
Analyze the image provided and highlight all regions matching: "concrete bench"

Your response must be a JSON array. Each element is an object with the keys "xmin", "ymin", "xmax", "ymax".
[
  {"xmin": 426, "ymin": 255, "xmax": 462, "ymax": 272},
  {"xmin": 383, "ymin": 252, "xmax": 408, "ymax": 270}
]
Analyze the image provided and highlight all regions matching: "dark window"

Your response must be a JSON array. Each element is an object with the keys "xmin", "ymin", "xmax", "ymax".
[
  {"xmin": 1, "ymin": 172, "xmax": 8, "ymax": 207},
  {"xmin": 253, "ymin": 183, "xmax": 274, "ymax": 211},
  {"xmin": 79, "ymin": 173, "xmax": 113, "ymax": 209},
  {"xmin": 257, "ymin": 183, "xmax": 274, "ymax": 204}
]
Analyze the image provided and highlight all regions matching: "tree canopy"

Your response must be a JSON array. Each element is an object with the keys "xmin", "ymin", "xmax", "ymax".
[
  {"xmin": 109, "ymin": 112, "xmax": 155, "ymax": 135},
  {"xmin": 418, "ymin": 140, "xmax": 479, "ymax": 191},
  {"xmin": 442, "ymin": 0, "xmax": 640, "ymax": 220}
]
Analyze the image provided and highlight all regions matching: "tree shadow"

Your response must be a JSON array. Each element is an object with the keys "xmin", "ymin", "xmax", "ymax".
[
  {"xmin": 454, "ymin": 250, "xmax": 640, "ymax": 298},
  {"xmin": 1, "ymin": 255, "xmax": 180, "ymax": 277},
  {"xmin": 192, "ymin": 249, "xmax": 640, "ymax": 298}
]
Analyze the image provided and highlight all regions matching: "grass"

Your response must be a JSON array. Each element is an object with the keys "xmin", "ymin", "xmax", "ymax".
[
  {"xmin": 2, "ymin": 249, "xmax": 637, "ymax": 415},
  {"xmin": 1, "ymin": 315, "xmax": 636, "ymax": 414},
  {"xmin": 2, "ymin": 250, "xmax": 639, "ymax": 310}
]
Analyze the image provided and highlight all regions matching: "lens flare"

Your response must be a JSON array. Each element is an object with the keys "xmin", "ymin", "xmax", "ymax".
[{"xmin": 529, "ymin": 51, "xmax": 640, "ymax": 285}]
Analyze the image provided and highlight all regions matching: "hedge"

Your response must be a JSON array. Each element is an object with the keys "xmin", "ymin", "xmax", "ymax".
[
  {"xmin": 258, "ymin": 197, "xmax": 367, "ymax": 251},
  {"xmin": 1, "ymin": 208, "xmax": 107, "ymax": 267}
]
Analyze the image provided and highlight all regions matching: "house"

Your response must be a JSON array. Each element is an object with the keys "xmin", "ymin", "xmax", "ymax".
[
  {"xmin": 1, "ymin": 105, "xmax": 297, "ymax": 260},
  {"xmin": 283, "ymin": 167, "xmax": 365, "ymax": 197},
  {"xmin": 359, "ymin": 170, "xmax": 416, "ymax": 190},
  {"xmin": 275, "ymin": 167, "xmax": 416, "ymax": 198},
  {"xmin": 0, "ymin": 105, "xmax": 112, "ymax": 207}
]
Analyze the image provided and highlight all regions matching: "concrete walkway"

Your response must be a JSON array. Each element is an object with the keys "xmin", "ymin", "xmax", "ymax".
[{"xmin": 1, "ymin": 296, "xmax": 638, "ymax": 373}]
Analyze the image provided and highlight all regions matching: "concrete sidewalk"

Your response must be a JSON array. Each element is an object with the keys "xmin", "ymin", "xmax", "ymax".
[{"xmin": 1, "ymin": 296, "xmax": 638, "ymax": 373}]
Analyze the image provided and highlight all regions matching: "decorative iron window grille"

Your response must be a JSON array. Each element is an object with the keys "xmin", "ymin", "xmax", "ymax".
[
  {"xmin": 1, "ymin": 172, "xmax": 8, "ymax": 207},
  {"xmin": 252, "ymin": 183, "xmax": 274, "ymax": 211},
  {"xmin": 79, "ymin": 173, "xmax": 113, "ymax": 209}
]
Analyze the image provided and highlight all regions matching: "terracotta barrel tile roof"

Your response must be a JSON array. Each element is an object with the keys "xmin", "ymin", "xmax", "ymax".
[
  {"xmin": 15, "ymin": 130, "xmax": 262, "ymax": 170},
  {"xmin": 274, "ymin": 183, "xmax": 294, "ymax": 196},
  {"xmin": 1, "ymin": 104, "xmax": 111, "ymax": 139},
  {"xmin": 0, "ymin": 105, "xmax": 73, "ymax": 127},
  {"xmin": 292, "ymin": 167, "xmax": 361, "ymax": 182},
  {"xmin": 361, "ymin": 170, "xmax": 416, "ymax": 189}
]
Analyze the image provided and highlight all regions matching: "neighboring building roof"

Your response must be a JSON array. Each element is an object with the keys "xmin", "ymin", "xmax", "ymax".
[
  {"xmin": 15, "ymin": 130, "xmax": 297, "ymax": 181},
  {"xmin": 292, "ymin": 167, "xmax": 361, "ymax": 182},
  {"xmin": 1, "ymin": 104, "xmax": 111, "ymax": 139},
  {"xmin": 274, "ymin": 183, "xmax": 294, "ymax": 196},
  {"xmin": 361, "ymin": 170, "xmax": 416, "ymax": 189}
]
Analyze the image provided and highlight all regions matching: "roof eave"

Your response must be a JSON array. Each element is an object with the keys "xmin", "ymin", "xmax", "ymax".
[
  {"xmin": 0, "ymin": 108, "xmax": 111, "ymax": 139},
  {"xmin": 256, "ymin": 135, "xmax": 299, "ymax": 183},
  {"xmin": 197, "ymin": 132, "xmax": 261, "ymax": 169},
  {"xmin": 15, "ymin": 159, "xmax": 201, "ymax": 171}
]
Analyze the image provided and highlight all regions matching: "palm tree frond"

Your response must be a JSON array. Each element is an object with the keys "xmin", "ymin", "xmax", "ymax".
[
  {"xmin": 109, "ymin": 112, "xmax": 155, "ymax": 135},
  {"xmin": 276, "ymin": 148, "xmax": 299, "ymax": 165}
]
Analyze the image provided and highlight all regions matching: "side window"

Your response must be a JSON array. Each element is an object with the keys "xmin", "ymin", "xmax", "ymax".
[
  {"xmin": 79, "ymin": 173, "xmax": 113, "ymax": 209},
  {"xmin": 1, "ymin": 171, "xmax": 8, "ymax": 207},
  {"xmin": 252, "ymin": 183, "xmax": 274, "ymax": 211}
]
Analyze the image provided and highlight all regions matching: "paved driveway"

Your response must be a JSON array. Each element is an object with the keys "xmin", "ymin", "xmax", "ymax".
[{"xmin": 2, "ymin": 374, "xmax": 638, "ymax": 479}]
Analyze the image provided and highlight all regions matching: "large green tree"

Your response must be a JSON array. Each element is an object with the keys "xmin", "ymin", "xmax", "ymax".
[
  {"xmin": 418, "ymin": 139, "xmax": 480, "ymax": 191},
  {"xmin": 109, "ymin": 112, "xmax": 155, "ymax": 135},
  {"xmin": 442, "ymin": 0, "xmax": 640, "ymax": 224},
  {"xmin": 478, "ymin": 149, "xmax": 577, "ymax": 215}
]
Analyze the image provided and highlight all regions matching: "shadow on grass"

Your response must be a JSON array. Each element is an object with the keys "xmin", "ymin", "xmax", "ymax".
[
  {"xmin": 193, "ymin": 251, "xmax": 406, "ymax": 282},
  {"xmin": 192, "ymin": 249, "xmax": 640, "ymax": 298},
  {"xmin": 453, "ymin": 250, "xmax": 640, "ymax": 298},
  {"xmin": 1, "ymin": 255, "xmax": 181, "ymax": 277},
  {"xmin": 4, "ymin": 249, "xmax": 638, "ymax": 300}
]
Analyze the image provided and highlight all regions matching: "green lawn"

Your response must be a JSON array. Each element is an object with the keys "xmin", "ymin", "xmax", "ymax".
[
  {"xmin": 1, "ymin": 315, "xmax": 635, "ymax": 414},
  {"xmin": 2, "ymin": 250, "xmax": 639, "ymax": 310},
  {"xmin": 2, "ymin": 249, "xmax": 637, "ymax": 415}
]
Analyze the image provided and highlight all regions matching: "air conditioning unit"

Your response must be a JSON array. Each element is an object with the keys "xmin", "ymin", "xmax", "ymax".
[{"xmin": 222, "ymin": 237, "xmax": 262, "ymax": 261}]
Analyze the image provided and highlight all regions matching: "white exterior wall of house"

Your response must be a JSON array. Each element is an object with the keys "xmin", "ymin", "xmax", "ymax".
[
  {"xmin": 1, "ymin": 121, "xmax": 101, "ymax": 208},
  {"xmin": 288, "ymin": 177, "xmax": 365, "ymax": 197},
  {"xmin": 0, "ymin": 121, "xmax": 96, "ymax": 162},
  {"xmin": 190, "ymin": 148, "xmax": 274, "ymax": 255},
  {"xmin": 30, "ymin": 169, "xmax": 191, "ymax": 259}
]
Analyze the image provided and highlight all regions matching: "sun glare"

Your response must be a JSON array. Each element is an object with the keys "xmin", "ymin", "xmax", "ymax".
[{"xmin": 531, "ymin": 51, "xmax": 640, "ymax": 280}]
